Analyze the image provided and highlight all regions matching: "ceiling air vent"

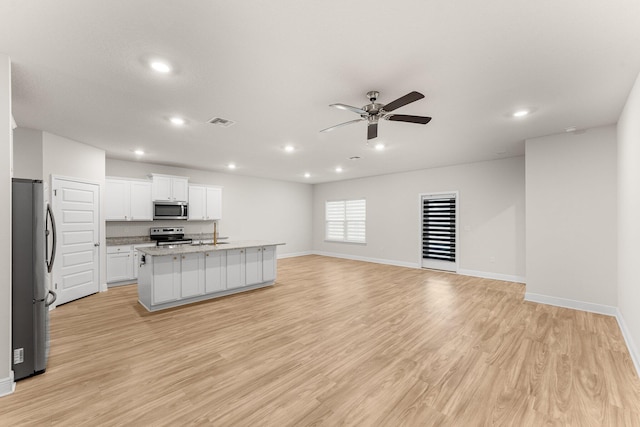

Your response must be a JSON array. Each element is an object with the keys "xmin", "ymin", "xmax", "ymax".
[{"xmin": 208, "ymin": 117, "xmax": 235, "ymax": 127}]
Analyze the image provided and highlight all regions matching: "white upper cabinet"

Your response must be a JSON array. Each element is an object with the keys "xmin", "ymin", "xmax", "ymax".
[
  {"xmin": 188, "ymin": 184, "xmax": 222, "ymax": 221},
  {"xmin": 106, "ymin": 178, "xmax": 152, "ymax": 221},
  {"xmin": 206, "ymin": 187, "xmax": 222, "ymax": 220},
  {"xmin": 150, "ymin": 174, "xmax": 189, "ymax": 202},
  {"xmin": 130, "ymin": 181, "xmax": 153, "ymax": 220},
  {"xmin": 105, "ymin": 179, "xmax": 129, "ymax": 220},
  {"xmin": 188, "ymin": 185, "xmax": 206, "ymax": 220}
]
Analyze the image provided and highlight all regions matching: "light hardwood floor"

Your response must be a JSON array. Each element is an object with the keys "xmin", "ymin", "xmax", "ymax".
[{"xmin": 2, "ymin": 255, "xmax": 640, "ymax": 426}]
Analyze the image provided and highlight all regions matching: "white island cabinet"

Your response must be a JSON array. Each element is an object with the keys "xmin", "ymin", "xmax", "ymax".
[{"xmin": 137, "ymin": 241, "xmax": 284, "ymax": 312}]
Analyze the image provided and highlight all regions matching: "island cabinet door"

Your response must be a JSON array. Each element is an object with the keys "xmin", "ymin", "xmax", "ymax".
[
  {"xmin": 226, "ymin": 249, "xmax": 246, "ymax": 289},
  {"xmin": 245, "ymin": 247, "xmax": 263, "ymax": 285},
  {"xmin": 152, "ymin": 255, "xmax": 181, "ymax": 305},
  {"xmin": 205, "ymin": 251, "xmax": 226, "ymax": 293},
  {"xmin": 262, "ymin": 246, "xmax": 276, "ymax": 282},
  {"xmin": 181, "ymin": 253, "xmax": 205, "ymax": 298}
]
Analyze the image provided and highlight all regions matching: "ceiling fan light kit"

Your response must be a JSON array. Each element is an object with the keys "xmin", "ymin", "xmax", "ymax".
[{"xmin": 321, "ymin": 90, "xmax": 432, "ymax": 140}]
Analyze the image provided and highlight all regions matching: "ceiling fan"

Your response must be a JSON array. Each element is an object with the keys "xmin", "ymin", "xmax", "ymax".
[{"xmin": 320, "ymin": 91, "xmax": 432, "ymax": 140}]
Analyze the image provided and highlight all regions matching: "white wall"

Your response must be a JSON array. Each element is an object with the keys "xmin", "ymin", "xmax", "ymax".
[
  {"xmin": 13, "ymin": 128, "xmax": 43, "ymax": 180},
  {"xmin": 618, "ymin": 72, "xmax": 640, "ymax": 367},
  {"xmin": 525, "ymin": 125, "xmax": 617, "ymax": 308},
  {"xmin": 0, "ymin": 53, "xmax": 13, "ymax": 395},
  {"xmin": 42, "ymin": 132, "xmax": 107, "ymax": 291},
  {"xmin": 312, "ymin": 156, "xmax": 525, "ymax": 279},
  {"xmin": 106, "ymin": 159, "xmax": 313, "ymax": 256}
]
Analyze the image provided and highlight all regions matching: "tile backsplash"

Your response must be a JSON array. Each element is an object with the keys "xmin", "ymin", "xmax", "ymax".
[{"xmin": 106, "ymin": 220, "xmax": 218, "ymax": 238}]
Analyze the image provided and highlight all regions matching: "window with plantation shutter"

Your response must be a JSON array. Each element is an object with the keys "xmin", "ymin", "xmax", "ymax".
[
  {"xmin": 421, "ymin": 193, "xmax": 457, "ymax": 272},
  {"xmin": 325, "ymin": 199, "xmax": 366, "ymax": 243}
]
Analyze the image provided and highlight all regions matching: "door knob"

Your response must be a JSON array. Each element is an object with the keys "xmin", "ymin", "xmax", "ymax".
[{"xmin": 94, "ymin": 242, "xmax": 100, "ymax": 247}]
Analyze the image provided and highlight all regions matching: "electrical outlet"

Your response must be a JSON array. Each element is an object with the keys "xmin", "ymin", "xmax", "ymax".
[{"xmin": 13, "ymin": 348, "xmax": 24, "ymax": 364}]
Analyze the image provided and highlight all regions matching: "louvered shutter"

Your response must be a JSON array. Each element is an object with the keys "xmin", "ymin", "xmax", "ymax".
[
  {"xmin": 422, "ymin": 194, "xmax": 457, "ymax": 271},
  {"xmin": 325, "ymin": 199, "xmax": 366, "ymax": 243}
]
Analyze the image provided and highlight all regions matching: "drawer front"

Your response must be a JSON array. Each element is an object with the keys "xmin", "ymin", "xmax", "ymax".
[{"xmin": 107, "ymin": 245, "xmax": 132, "ymax": 254}]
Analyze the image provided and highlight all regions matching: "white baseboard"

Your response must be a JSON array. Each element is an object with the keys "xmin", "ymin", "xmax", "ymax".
[
  {"xmin": 0, "ymin": 371, "xmax": 15, "ymax": 397},
  {"xmin": 277, "ymin": 251, "xmax": 313, "ymax": 259},
  {"xmin": 614, "ymin": 309, "xmax": 640, "ymax": 377},
  {"xmin": 524, "ymin": 292, "xmax": 618, "ymax": 316},
  {"xmin": 458, "ymin": 269, "xmax": 526, "ymax": 284},
  {"xmin": 312, "ymin": 251, "xmax": 421, "ymax": 269}
]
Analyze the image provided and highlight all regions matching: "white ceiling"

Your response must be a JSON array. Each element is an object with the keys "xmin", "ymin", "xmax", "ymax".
[{"xmin": 2, "ymin": 1, "xmax": 640, "ymax": 183}]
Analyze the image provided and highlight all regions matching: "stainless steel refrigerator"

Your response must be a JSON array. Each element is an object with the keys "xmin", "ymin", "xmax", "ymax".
[{"xmin": 12, "ymin": 178, "xmax": 57, "ymax": 381}]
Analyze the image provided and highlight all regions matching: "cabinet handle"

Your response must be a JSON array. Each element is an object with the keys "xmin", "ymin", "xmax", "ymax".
[
  {"xmin": 173, "ymin": 256, "xmax": 177, "ymax": 260},
  {"xmin": 182, "ymin": 256, "xmax": 185, "ymax": 259},
  {"xmin": 206, "ymin": 253, "xmax": 209, "ymax": 257},
  {"xmin": 240, "ymin": 250, "xmax": 243, "ymax": 254},
  {"xmin": 258, "ymin": 248, "xmax": 261, "ymax": 252}
]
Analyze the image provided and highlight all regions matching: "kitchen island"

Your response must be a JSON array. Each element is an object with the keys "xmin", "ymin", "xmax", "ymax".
[{"xmin": 137, "ymin": 241, "xmax": 285, "ymax": 312}]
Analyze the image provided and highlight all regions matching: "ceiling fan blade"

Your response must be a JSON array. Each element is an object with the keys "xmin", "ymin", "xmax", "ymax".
[
  {"xmin": 367, "ymin": 123, "xmax": 378, "ymax": 140},
  {"xmin": 320, "ymin": 118, "xmax": 365, "ymax": 133},
  {"xmin": 386, "ymin": 114, "xmax": 432, "ymax": 125},
  {"xmin": 382, "ymin": 91, "xmax": 425, "ymax": 112},
  {"xmin": 330, "ymin": 103, "xmax": 368, "ymax": 115}
]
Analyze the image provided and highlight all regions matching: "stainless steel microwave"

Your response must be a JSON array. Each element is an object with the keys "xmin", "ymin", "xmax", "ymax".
[{"xmin": 153, "ymin": 201, "xmax": 188, "ymax": 220}]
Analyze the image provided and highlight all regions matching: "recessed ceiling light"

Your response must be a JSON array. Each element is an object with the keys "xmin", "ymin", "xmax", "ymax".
[
  {"xmin": 374, "ymin": 143, "xmax": 385, "ymax": 151},
  {"xmin": 170, "ymin": 117, "xmax": 186, "ymax": 126},
  {"xmin": 335, "ymin": 166, "xmax": 343, "ymax": 173},
  {"xmin": 284, "ymin": 145, "xmax": 295, "ymax": 152},
  {"xmin": 512, "ymin": 110, "xmax": 530, "ymax": 118},
  {"xmin": 150, "ymin": 61, "xmax": 172, "ymax": 74},
  {"xmin": 228, "ymin": 163, "xmax": 236, "ymax": 170},
  {"xmin": 565, "ymin": 126, "xmax": 577, "ymax": 133},
  {"xmin": 134, "ymin": 149, "xmax": 144, "ymax": 155},
  {"xmin": 304, "ymin": 172, "xmax": 311, "ymax": 178}
]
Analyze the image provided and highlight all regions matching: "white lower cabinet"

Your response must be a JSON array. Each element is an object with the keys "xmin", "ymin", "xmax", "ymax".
[
  {"xmin": 138, "ymin": 245, "xmax": 279, "ymax": 311},
  {"xmin": 108, "ymin": 243, "xmax": 156, "ymax": 284},
  {"xmin": 246, "ymin": 246, "xmax": 277, "ymax": 285},
  {"xmin": 106, "ymin": 245, "xmax": 133, "ymax": 283},
  {"xmin": 226, "ymin": 248, "xmax": 246, "ymax": 289},
  {"xmin": 152, "ymin": 255, "xmax": 181, "ymax": 305},
  {"xmin": 245, "ymin": 247, "xmax": 262, "ymax": 285},
  {"xmin": 181, "ymin": 253, "xmax": 205, "ymax": 298},
  {"xmin": 262, "ymin": 246, "xmax": 277, "ymax": 282},
  {"xmin": 205, "ymin": 251, "xmax": 226, "ymax": 293},
  {"xmin": 133, "ymin": 244, "xmax": 156, "ymax": 279}
]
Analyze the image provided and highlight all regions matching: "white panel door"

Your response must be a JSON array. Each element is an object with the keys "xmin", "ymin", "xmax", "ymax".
[{"xmin": 52, "ymin": 178, "xmax": 100, "ymax": 305}]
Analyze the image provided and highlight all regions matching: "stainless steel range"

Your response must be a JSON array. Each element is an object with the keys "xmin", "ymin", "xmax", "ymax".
[{"xmin": 150, "ymin": 227, "xmax": 193, "ymax": 246}]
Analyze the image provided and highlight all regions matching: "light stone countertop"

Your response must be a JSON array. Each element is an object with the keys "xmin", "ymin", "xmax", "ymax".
[
  {"xmin": 106, "ymin": 234, "xmax": 229, "ymax": 246},
  {"xmin": 106, "ymin": 236, "xmax": 154, "ymax": 246},
  {"xmin": 137, "ymin": 240, "xmax": 285, "ymax": 256}
]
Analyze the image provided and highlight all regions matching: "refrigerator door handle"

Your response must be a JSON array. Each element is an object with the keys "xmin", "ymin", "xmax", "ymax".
[
  {"xmin": 45, "ymin": 289, "xmax": 57, "ymax": 307},
  {"xmin": 46, "ymin": 203, "xmax": 57, "ymax": 274}
]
